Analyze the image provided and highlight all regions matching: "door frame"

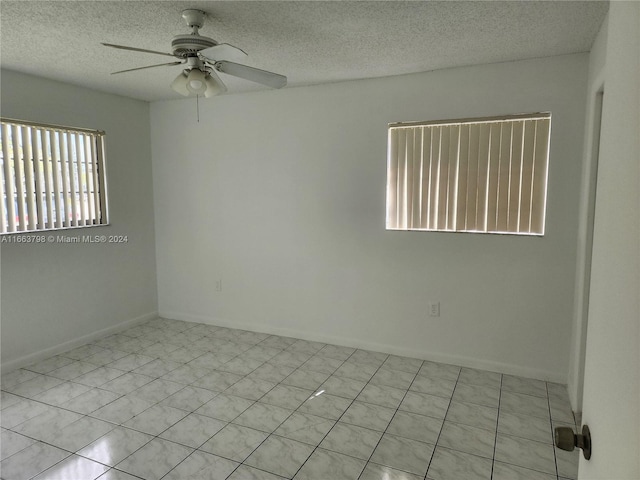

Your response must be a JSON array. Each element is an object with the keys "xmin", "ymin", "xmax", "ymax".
[{"xmin": 568, "ymin": 85, "xmax": 604, "ymax": 412}]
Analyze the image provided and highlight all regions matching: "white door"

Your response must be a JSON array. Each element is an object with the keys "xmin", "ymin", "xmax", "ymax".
[{"xmin": 578, "ymin": 3, "xmax": 639, "ymax": 479}]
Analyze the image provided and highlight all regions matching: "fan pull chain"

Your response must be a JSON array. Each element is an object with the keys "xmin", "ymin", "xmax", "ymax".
[{"xmin": 196, "ymin": 95, "xmax": 200, "ymax": 123}]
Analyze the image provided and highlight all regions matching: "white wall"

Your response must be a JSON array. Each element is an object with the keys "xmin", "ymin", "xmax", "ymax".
[
  {"xmin": 152, "ymin": 54, "xmax": 588, "ymax": 382},
  {"xmin": 579, "ymin": 2, "xmax": 640, "ymax": 478},
  {"xmin": 1, "ymin": 70, "xmax": 158, "ymax": 370}
]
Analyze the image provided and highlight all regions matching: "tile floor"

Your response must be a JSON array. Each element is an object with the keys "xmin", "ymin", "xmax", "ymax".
[{"xmin": 1, "ymin": 318, "xmax": 580, "ymax": 480}]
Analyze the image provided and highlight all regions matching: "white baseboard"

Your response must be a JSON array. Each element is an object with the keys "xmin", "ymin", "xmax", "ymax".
[
  {"xmin": 160, "ymin": 310, "xmax": 567, "ymax": 384},
  {"xmin": 1, "ymin": 311, "xmax": 158, "ymax": 374}
]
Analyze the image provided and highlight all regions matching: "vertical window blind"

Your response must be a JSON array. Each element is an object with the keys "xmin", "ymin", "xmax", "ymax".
[
  {"xmin": 0, "ymin": 118, "xmax": 108, "ymax": 234},
  {"xmin": 386, "ymin": 113, "xmax": 551, "ymax": 235}
]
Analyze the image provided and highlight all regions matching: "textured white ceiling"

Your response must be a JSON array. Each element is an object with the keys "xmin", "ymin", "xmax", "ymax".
[{"xmin": 0, "ymin": 1, "xmax": 608, "ymax": 102}]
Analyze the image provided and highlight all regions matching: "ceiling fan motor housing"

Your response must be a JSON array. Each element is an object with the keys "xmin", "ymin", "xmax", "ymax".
[{"xmin": 172, "ymin": 34, "xmax": 217, "ymax": 58}]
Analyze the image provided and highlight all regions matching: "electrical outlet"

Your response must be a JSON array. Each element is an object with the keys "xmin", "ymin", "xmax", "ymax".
[
  {"xmin": 429, "ymin": 301, "xmax": 440, "ymax": 317},
  {"xmin": 215, "ymin": 280, "xmax": 222, "ymax": 292}
]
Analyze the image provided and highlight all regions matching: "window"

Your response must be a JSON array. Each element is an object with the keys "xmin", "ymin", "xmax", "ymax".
[
  {"xmin": 386, "ymin": 113, "xmax": 551, "ymax": 235},
  {"xmin": 0, "ymin": 118, "xmax": 108, "ymax": 234}
]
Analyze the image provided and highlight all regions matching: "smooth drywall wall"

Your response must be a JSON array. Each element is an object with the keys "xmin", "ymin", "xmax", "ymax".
[
  {"xmin": 579, "ymin": 2, "xmax": 640, "ymax": 478},
  {"xmin": 151, "ymin": 54, "xmax": 588, "ymax": 381},
  {"xmin": 1, "ymin": 70, "xmax": 158, "ymax": 369}
]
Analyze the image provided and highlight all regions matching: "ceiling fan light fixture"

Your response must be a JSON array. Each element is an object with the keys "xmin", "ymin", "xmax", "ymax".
[
  {"xmin": 186, "ymin": 68, "xmax": 207, "ymax": 94},
  {"xmin": 204, "ymin": 69, "xmax": 227, "ymax": 97},
  {"xmin": 103, "ymin": 9, "xmax": 286, "ymax": 98},
  {"xmin": 170, "ymin": 71, "xmax": 190, "ymax": 96}
]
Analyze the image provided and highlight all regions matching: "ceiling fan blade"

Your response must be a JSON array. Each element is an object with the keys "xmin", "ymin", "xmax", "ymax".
[
  {"xmin": 111, "ymin": 61, "xmax": 184, "ymax": 75},
  {"xmin": 199, "ymin": 43, "xmax": 248, "ymax": 63},
  {"xmin": 102, "ymin": 43, "xmax": 175, "ymax": 58},
  {"xmin": 214, "ymin": 61, "xmax": 287, "ymax": 89}
]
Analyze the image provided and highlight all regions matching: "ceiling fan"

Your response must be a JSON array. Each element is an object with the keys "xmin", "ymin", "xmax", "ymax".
[{"xmin": 103, "ymin": 9, "xmax": 287, "ymax": 97}]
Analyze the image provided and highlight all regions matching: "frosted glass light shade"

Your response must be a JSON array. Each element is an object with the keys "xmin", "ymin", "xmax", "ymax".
[
  {"xmin": 171, "ymin": 69, "xmax": 227, "ymax": 98},
  {"xmin": 186, "ymin": 69, "xmax": 207, "ymax": 94},
  {"xmin": 170, "ymin": 72, "xmax": 190, "ymax": 96},
  {"xmin": 204, "ymin": 69, "xmax": 227, "ymax": 98}
]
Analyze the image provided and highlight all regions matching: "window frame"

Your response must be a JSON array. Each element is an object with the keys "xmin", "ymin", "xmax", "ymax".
[
  {"xmin": 0, "ymin": 117, "xmax": 109, "ymax": 234},
  {"xmin": 386, "ymin": 112, "xmax": 551, "ymax": 236}
]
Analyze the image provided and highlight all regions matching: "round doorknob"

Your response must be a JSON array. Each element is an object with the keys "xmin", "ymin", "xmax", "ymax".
[
  {"xmin": 555, "ymin": 426, "xmax": 576, "ymax": 451},
  {"xmin": 554, "ymin": 425, "xmax": 592, "ymax": 460}
]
